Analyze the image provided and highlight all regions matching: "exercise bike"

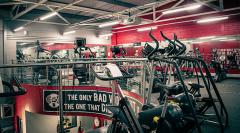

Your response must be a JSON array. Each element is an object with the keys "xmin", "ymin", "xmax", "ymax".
[
  {"xmin": 89, "ymin": 31, "xmax": 200, "ymax": 133},
  {"xmin": 91, "ymin": 63, "xmax": 187, "ymax": 133},
  {"xmin": 211, "ymin": 49, "xmax": 227, "ymax": 82},
  {"xmin": 110, "ymin": 46, "xmax": 140, "ymax": 92}
]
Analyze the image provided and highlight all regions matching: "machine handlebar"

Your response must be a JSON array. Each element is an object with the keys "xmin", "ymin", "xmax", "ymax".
[
  {"xmin": 0, "ymin": 76, "xmax": 27, "ymax": 97},
  {"xmin": 147, "ymin": 30, "xmax": 159, "ymax": 60},
  {"xmin": 160, "ymin": 31, "xmax": 176, "ymax": 56},
  {"xmin": 174, "ymin": 34, "xmax": 186, "ymax": 56}
]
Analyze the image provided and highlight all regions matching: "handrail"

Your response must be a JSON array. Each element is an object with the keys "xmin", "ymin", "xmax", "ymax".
[
  {"xmin": 0, "ymin": 58, "xmax": 148, "ymax": 68},
  {"xmin": 10, "ymin": 57, "xmax": 147, "ymax": 62},
  {"xmin": 160, "ymin": 31, "xmax": 176, "ymax": 56}
]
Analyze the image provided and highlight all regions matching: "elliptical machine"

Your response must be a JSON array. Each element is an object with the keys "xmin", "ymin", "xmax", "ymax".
[
  {"xmin": 91, "ymin": 64, "xmax": 183, "ymax": 133},
  {"xmin": 211, "ymin": 48, "xmax": 227, "ymax": 82},
  {"xmin": 72, "ymin": 38, "xmax": 95, "ymax": 85},
  {"xmin": 227, "ymin": 50, "xmax": 239, "ymax": 69}
]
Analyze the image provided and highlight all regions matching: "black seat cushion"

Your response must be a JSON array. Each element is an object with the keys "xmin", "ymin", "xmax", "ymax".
[{"xmin": 188, "ymin": 83, "xmax": 204, "ymax": 89}]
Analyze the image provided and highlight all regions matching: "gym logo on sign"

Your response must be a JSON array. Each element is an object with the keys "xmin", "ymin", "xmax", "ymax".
[{"xmin": 46, "ymin": 93, "xmax": 59, "ymax": 108}]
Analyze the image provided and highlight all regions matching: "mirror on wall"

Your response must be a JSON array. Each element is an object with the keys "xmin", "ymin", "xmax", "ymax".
[
  {"xmin": 16, "ymin": 42, "xmax": 37, "ymax": 62},
  {"xmin": 16, "ymin": 41, "xmax": 108, "ymax": 63}
]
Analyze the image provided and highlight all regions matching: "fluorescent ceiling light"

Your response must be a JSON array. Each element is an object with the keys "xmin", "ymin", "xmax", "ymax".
[
  {"xmin": 211, "ymin": 37, "xmax": 228, "ymax": 40},
  {"xmin": 193, "ymin": 41, "xmax": 203, "ymax": 43},
  {"xmin": 23, "ymin": 30, "xmax": 28, "ymax": 35},
  {"xmin": 99, "ymin": 33, "xmax": 113, "ymax": 37},
  {"xmin": 99, "ymin": 21, "xmax": 119, "ymax": 28},
  {"xmin": 18, "ymin": 43, "xmax": 27, "ymax": 45},
  {"xmin": 199, "ymin": 36, "xmax": 215, "ymax": 39},
  {"xmin": 40, "ymin": 12, "xmax": 57, "ymax": 20},
  {"xmin": 182, "ymin": 40, "xmax": 192, "ymax": 43},
  {"xmin": 27, "ymin": 46, "xmax": 37, "ymax": 49},
  {"xmin": 46, "ymin": 43, "xmax": 54, "ymax": 45},
  {"xmin": 14, "ymin": 26, "xmax": 24, "ymax": 32},
  {"xmin": 137, "ymin": 26, "xmax": 157, "ymax": 32},
  {"xmin": 162, "ymin": 4, "xmax": 201, "ymax": 14},
  {"xmin": 220, "ymin": 39, "xmax": 236, "ymax": 41},
  {"xmin": 197, "ymin": 16, "xmax": 229, "ymax": 23},
  {"xmin": 134, "ymin": 46, "xmax": 142, "ymax": 47},
  {"xmin": 63, "ymin": 30, "xmax": 76, "ymax": 35}
]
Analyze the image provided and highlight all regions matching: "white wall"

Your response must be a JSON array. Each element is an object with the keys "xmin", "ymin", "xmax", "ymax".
[
  {"xmin": 26, "ymin": 111, "xmax": 59, "ymax": 133},
  {"xmin": 0, "ymin": 19, "xmax": 3, "ymax": 65},
  {"xmin": 4, "ymin": 23, "xmax": 111, "ymax": 64},
  {"xmin": 25, "ymin": 111, "xmax": 96, "ymax": 133}
]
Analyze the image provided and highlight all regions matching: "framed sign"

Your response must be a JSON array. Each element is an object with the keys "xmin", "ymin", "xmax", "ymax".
[
  {"xmin": 43, "ymin": 90, "xmax": 113, "ymax": 115},
  {"xmin": 0, "ymin": 104, "xmax": 14, "ymax": 118},
  {"xmin": 43, "ymin": 90, "xmax": 142, "ymax": 116}
]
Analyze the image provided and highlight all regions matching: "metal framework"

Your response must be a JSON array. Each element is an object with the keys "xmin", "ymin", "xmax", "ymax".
[
  {"xmin": 45, "ymin": 5, "xmax": 71, "ymax": 24},
  {"xmin": 68, "ymin": 0, "xmax": 226, "ymax": 30},
  {"xmin": 0, "ymin": 58, "xmax": 148, "ymax": 68},
  {"xmin": 12, "ymin": 0, "xmax": 48, "ymax": 20},
  {"xmin": 69, "ymin": 0, "xmax": 178, "ymax": 28},
  {"xmin": 16, "ymin": 0, "xmax": 86, "ymax": 28},
  {"xmin": 98, "ymin": 0, "xmax": 137, "ymax": 8},
  {"xmin": 0, "ymin": 0, "xmax": 238, "ymax": 32},
  {"xmin": 8, "ymin": 0, "xmax": 112, "ymax": 15},
  {"xmin": 113, "ymin": 7, "xmax": 240, "ymax": 31}
]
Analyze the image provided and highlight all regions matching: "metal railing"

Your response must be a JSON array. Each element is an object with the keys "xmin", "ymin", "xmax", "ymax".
[{"xmin": 0, "ymin": 58, "xmax": 149, "ymax": 133}]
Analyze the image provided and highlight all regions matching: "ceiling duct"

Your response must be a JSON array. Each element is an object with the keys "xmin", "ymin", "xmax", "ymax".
[{"xmin": 121, "ymin": 17, "xmax": 141, "ymax": 25}]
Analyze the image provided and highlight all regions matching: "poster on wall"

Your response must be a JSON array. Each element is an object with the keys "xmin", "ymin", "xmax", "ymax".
[{"xmin": 43, "ymin": 90, "xmax": 142, "ymax": 116}]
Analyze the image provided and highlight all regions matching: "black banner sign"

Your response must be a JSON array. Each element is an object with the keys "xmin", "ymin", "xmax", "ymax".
[{"xmin": 43, "ymin": 90, "xmax": 142, "ymax": 115}]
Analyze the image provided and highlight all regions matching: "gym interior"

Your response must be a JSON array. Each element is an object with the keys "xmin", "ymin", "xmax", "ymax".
[{"xmin": 0, "ymin": 0, "xmax": 239, "ymax": 133}]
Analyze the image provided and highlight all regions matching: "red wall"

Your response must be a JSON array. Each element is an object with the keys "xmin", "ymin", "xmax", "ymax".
[
  {"xmin": 112, "ymin": 16, "xmax": 240, "ymax": 45},
  {"xmin": 42, "ymin": 43, "xmax": 110, "ymax": 51},
  {"xmin": 112, "ymin": 16, "xmax": 240, "ymax": 74}
]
